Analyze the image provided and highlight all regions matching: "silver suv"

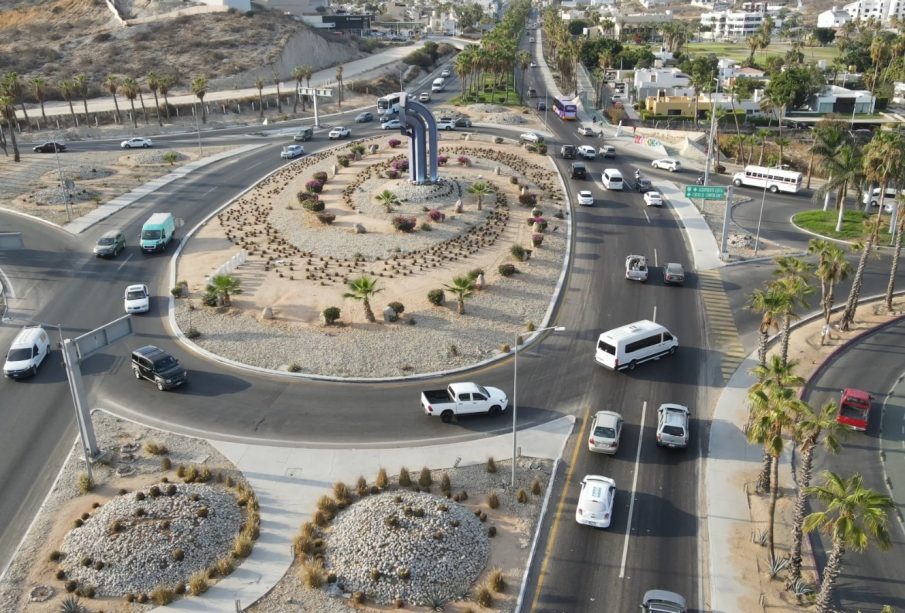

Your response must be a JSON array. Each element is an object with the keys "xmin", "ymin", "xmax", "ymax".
[
  {"xmin": 641, "ymin": 589, "xmax": 686, "ymax": 612},
  {"xmin": 656, "ymin": 404, "xmax": 689, "ymax": 448}
]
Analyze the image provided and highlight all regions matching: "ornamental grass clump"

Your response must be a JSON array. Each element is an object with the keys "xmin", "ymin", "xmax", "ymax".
[
  {"xmin": 487, "ymin": 491, "xmax": 500, "ymax": 509},
  {"xmin": 398, "ymin": 467, "xmax": 411, "ymax": 486},
  {"xmin": 376, "ymin": 467, "xmax": 388, "ymax": 489},
  {"xmin": 299, "ymin": 559, "xmax": 327, "ymax": 588},
  {"xmin": 418, "ymin": 467, "xmax": 432, "ymax": 487}
]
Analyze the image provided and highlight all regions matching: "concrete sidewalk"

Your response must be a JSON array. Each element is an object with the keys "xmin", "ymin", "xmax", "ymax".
[{"xmin": 155, "ymin": 416, "xmax": 575, "ymax": 611}]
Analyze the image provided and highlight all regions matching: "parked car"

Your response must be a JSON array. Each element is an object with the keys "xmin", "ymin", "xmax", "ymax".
[
  {"xmin": 355, "ymin": 111, "xmax": 374, "ymax": 123},
  {"xmin": 421, "ymin": 382, "xmax": 509, "ymax": 422},
  {"xmin": 93, "ymin": 230, "xmax": 126, "ymax": 257},
  {"xmin": 121, "ymin": 137, "xmax": 153, "ymax": 149},
  {"xmin": 131, "ymin": 345, "xmax": 187, "ymax": 391},
  {"xmin": 588, "ymin": 411, "xmax": 623, "ymax": 454},
  {"xmin": 124, "ymin": 284, "xmax": 150, "ymax": 314},
  {"xmin": 641, "ymin": 590, "xmax": 687, "ymax": 613},
  {"xmin": 520, "ymin": 132, "xmax": 543, "ymax": 144},
  {"xmin": 577, "ymin": 126, "xmax": 596, "ymax": 137},
  {"xmin": 280, "ymin": 145, "xmax": 305, "ymax": 159},
  {"xmin": 575, "ymin": 475, "xmax": 616, "ymax": 528},
  {"xmin": 3, "ymin": 326, "xmax": 50, "ymax": 379},
  {"xmin": 560, "ymin": 144, "xmax": 576, "ymax": 159},
  {"xmin": 33, "ymin": 141, "xmax": 66, "ymax": 153},
  {"xmin": 418, "ymin": 92, "xmax": 431, "ymax": 102},
  {"xmin": 293, "ymin": 127, "xmax": 314, "ymax": 141},
  {"xmin": 436, "ymin": 119, "xmax": 456, "ymax": 130},
  {"xmin": 577, "ymin": 190, "xmax": 594, "ymax": 206},
  {"xmin": 577, "ymin": 145, "xmax": 596, "ymax": 160},
  {"xmin": 651, "ymin": 158, "xmax": 682, "ymax": 172},
  {"xmin": 570, "ymin": 162, "xmax": 587, "ymax": 179},
  {"xmin": 328, "ymin": 127, "xmax": 351, "ymax": 139},
  {"xmin": 382, "ymin": 119, "xmax": 402, "ymax": 130},
  {"xmin": 663, "ymin": 262, "xmax": 686, "ymax": 285},
  {"xmin": 625, "ymin": 254, "xmax": 648, "ymax": 282},
  {"xmin": 643, "ymin": 192, "xmax": 663, "ymax": 207},
  {"xmin": 656, "ymin": 404, "xmax": 690, "ymax": 448}
]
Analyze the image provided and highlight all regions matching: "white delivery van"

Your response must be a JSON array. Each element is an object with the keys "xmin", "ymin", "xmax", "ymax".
[
  {"xmin": 595, "ymin": 320, "xmax": 677, "ymax": 371},
  {"xmin": 602, "ymin": 168, "xmax": 624, "ymax": 191},
  {"xmin": 431, "ymin": 77, "xmax": 446, "ymax": 92},
  {"xmin": 4, "ymin": 325, "xmax": 51, "ymax": 379}
]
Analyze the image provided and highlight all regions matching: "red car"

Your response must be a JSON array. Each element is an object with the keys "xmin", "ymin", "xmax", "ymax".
[{"xmin": 836, "ymin": 388, "xmax": 872, "ymax": 431}]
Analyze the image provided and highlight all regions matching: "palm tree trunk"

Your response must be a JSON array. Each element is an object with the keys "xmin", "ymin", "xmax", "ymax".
[
  {"xmin": 128, "ymin": 99, "xmax": 137, "ymax": 128},
  {"xmin": 814, "ymin": 539, "xmax": 845, "ymax": 613},
  {"xmin": 111, "ymin": 95, "xmax": 121, "ymax": 124},
  {"xmin": 19, "ymin": 102, "xmax": 30, "ymax": 126},
  {"xmin": 139, "ymin": 91, "xmax": 149, "ymax": 125},
  {"xmin": 885, "ymin": 215, "xmax": 904, "ymax": 311},
  {"xmin": 152, "ymin": 92, "xmax": 162, "ymax": 126},
  {"xmin": 757, "ymin": 452, "xmax": 772, "ymax": 493},
  {"xmin": 840, "ymin": 231, "xmax": 874, "ymax": 330},
  {"xmin": 768, "ymin": 452, "xmax": 780, "ymax": 560},
  {"xmin": 788, "ymin": 438, "xmax": 817, "ymax": 585},
  {"xmin": 363, "ymin": 299, "xmax": 375, "ymax": 323},
  {"xmin": 806, "ymin": 146, "xmax": 815, "ymax": 189},
  {"xmin": 834, "ymin": 182, "xmax": 848, "ymax": 233},
  {"xmin": 458, "ymin": 297, "xmax": 465, "ymax": 315},
  {"xmin": 758, "ymin": 330, "xmax": 768, "ymax": 367},
  {"xmin": 162, "ymin": 93, "xmax": 170, "ymax": 120},
  {"xmin": 67, "ymin": 100, "xmax": 78, "ymax": 126},
  {"xmin": 780, "ymin": 316, "xmax": 791, "ymax": 366}
]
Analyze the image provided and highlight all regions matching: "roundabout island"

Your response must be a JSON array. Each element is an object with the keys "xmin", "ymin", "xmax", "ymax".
[{"xmin": 175, "ymin": 135, "xmax": 570, "ymax": 378}]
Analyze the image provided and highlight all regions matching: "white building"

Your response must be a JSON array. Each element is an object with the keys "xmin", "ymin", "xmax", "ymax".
[
  {"xmin": 700, "ymin": 10, "xmax": 782, "ymax": 40},
  {"xmin": 809, "ymin": 85, "xmax": 875, "ymax": 114},
  {"xmin": 816, "ymin": 6, "xmax": 853, "ymax": 27},
  {"xmin": 818, "ymin": 0, "xmax": 905, "ymax": 26},
  {"xmin": 639, "ymin": 0, "xmax": 673, "ymax": 8}
]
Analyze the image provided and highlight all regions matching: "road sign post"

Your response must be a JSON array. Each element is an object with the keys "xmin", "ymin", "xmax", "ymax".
[
  {"xmin": 298, "ymin": 87, "xmax": 334, "ymax": 128},
  {"xmin": 720, "ymin": 186, "xmax": 733, "ymax": 260},
  {"xmin": 684, "ymin": 185, "xmax": 727, "ymax": 200}
]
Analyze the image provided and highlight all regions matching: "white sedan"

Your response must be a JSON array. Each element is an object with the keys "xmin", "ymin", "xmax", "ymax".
[
  {"xmin": 575, "ymin": 475, "xmax": 616, "ymax": 528},
  {"xmin": 577, "ymin": 190, "xmax": 594, "ymax": 206},
  {"xmin": 280, "ymin": 145, "xmax": 305, "ymax": 159},
  {"xmin": 520, "ymin": 132, "xmax": 543, "ymax": 144},
  {"xmin": 124, "ymin": 284, "xmax": 150, "ymax": 314},
  {"xmin": 121, "ymin": 137, "xmax": 153, "ymax": 149},
  {"xmin": 643, "ymin": 191, "xmax": 663, "ymax": 207},
  {"xmin": 382, "ymin": 119, "xmax": 402, "ymax": 130},
  {"xmin": 328, "ymin": 127, "xmax": 351, "ymax": 140},
  {"xmin": 577, "ymin": 145, "xmax": 596, "ymax": 160}
]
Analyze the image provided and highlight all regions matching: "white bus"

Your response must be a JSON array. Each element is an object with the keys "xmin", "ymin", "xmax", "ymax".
[
  {"xmin": 377, "ymin": 92, "xmax": 405, "ymax": 115},
  {"xmin": 595, "ymin": 320, "xmax": 678, "ymax": 371},
  {"xmin": 731, "ymin": 165, "xmax": 803, "ymax": 194}
]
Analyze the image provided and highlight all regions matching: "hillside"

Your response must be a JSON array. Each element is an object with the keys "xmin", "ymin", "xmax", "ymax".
[{"xmin": 0, "ymin": 0, "xmax": 366, "ymax": 101}]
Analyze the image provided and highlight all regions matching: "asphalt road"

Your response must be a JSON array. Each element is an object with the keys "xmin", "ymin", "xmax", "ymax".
[{"xmin": 801, "ymin": 318, "xmax": 905, "ymax": 612}]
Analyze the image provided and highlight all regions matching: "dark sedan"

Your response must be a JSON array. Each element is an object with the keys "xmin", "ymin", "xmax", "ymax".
[
  {"xmin": 33, "ymin": 141, "xmax": 66, "ymax": 153},
  {"xmin": 355, "ymin": 111, "xmax": 374, "ymax": 123}
]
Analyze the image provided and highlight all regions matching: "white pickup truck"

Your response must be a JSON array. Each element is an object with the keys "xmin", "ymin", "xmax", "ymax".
[
  {"xmin": 421, "ymin": 382, "xmax": 509, "ymax": 422},
  {"xmin": 625, "ymin": 254, "xmax": 649, "ymax": 282}
]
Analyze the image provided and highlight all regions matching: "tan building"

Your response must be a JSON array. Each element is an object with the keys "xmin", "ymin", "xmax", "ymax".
[{"xmin": 644, "ymin": 95, "xmax": 712, "ymax": 116}]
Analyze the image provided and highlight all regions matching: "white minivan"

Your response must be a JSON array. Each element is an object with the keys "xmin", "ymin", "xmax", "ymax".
[
  {"xmin": 3, "ymin": 325, "xmax": 51, "ymax": 379},
  {"xmin": 595, "ymin": 320, "xmax": 678, "ymax": 371},
  {"xmin": 602, "ymin": 168, "xmax": 624, "ymax": 191}
]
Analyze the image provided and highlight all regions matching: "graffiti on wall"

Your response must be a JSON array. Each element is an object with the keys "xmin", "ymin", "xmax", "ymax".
[{"xmin": 633, "ymin": 135, "xmax": 663, "ymax": 150}]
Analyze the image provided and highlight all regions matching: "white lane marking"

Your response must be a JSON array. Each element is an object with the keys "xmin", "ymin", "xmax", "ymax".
[
  {"xmin": 653, "ymin": 305, "xmax": 657, "ymax": 323},
  {"xmin": 620, "ymin": 400, "xmax": 647, "ymax": 579},
  {"xmin": 0, "ymin": 264, "xmax": 14, "ymax": 300},
  {"xmin": 654, "ymin": 248, "xmax": 659, "ymax": 268},
  {"xmin": 116, "ymin": 253, "xmax": 133, "ymax": 272},
  {"xmin": 642, "ymin": 207, "xmax": 650, "ymax": 223}
]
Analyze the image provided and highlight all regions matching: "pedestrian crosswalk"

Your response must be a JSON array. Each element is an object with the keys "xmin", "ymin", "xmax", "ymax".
[{"xmin": 697, "ymin": 269, "xmax": 747, "ymax": 384}]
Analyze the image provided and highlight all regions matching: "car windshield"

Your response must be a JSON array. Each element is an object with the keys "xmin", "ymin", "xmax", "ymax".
[
  {"xmin": 476, "ymin": 384, "xmax": 491, "ymax": 397},
  {"xmin": 7, "ymin": 348, "xmax": 33, "ymax": 361},
  {"xmin": 662, "ymin": 425, "xmax": 685, "ymax": 436},
  {"xmin": 126, "ymin": 289, "xmax": 147, "ymax": 300},
  {"xmin": 840, "ymin": 404, "xmax": 867, "ymax": 418},
  {"xmin": 153, "ymin": 356, "xmax": 179, "ymax": 370},
  {"xmin": 593, "ymin": 425, "xmax": 616, "ymax": 438},
  {"xmin": 97, "ymin": 237, "xmax": 115, "ymax": 245},
  {"xmin": 141, "ymin": 230, "xmax": 161, "ymax": 240}
]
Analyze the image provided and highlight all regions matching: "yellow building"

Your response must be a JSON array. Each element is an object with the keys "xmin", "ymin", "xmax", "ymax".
[{"xmin": 644, "ymin": 94, "xmax": 714, "ymax": 117}]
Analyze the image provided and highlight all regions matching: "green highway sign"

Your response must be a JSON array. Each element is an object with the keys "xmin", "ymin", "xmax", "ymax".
[{"xmin": 685, "ymin": 185, "xmax": 727, "ymax": 200}]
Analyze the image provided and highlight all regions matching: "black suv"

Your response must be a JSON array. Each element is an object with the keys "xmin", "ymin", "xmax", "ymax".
[
  {"xmin": 570, "ymin": 162, "xmax": 587, "ymax": 179},
  {"xmin": 131, "ymin": 345, "xmax": 187, "ymax": 391},
  {"xmin": 561, "ymin": 145, "xmax": 576, "ymax": 159}
]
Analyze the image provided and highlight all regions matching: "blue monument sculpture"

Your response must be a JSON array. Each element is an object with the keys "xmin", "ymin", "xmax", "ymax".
[{"xmin": 394, "ymin": 93, "xmax": 439, "ymax": 184}]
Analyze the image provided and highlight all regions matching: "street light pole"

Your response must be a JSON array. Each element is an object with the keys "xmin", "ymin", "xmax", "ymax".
[
  {"xmin": 512, "ymin": 325, "xmax": 565, "ymax": 489},
  {"xmin": 753, "ymin": 180, "xmax": 769, "ymax": 256}
]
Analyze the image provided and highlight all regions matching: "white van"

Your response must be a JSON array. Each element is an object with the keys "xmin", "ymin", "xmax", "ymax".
[
  {"xmin": 431, "ymin": 77, "xmax": 446, "ymax": 93},
  {"xmin": 595, "ymin": 320, "xmax": 678, "ymax": 371},
  {"xmin": 602, "ymin": 168, "xmax": 624, "ymax": 191},
  {"xmin": 4, "ymin": 325, "xmax": 51, "ymax": 379},
  {"xmin": 862, "ymin": 186, "xmax": 898, "ymax": 207}
]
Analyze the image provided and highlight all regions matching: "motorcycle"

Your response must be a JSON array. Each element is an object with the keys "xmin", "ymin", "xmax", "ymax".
[{"xmin": 695, "ymin": 175, "xmax": 705, "ymax": 185}]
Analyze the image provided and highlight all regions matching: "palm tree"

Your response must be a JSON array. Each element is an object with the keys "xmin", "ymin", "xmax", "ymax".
[
  {"xmin": 30, "ymin": 77, "xmax": 48, "ymax": 123},
  {"xmin": 301, "ymin": 65, "xmax": 314, "ymax": 111},
  {"xmin": 208, "ymin": 274, "xmax": 242, "ymax": 307},
  {"xmin": 73, "ymin": 73, "xmax": 90, "ymax": 122},
  {"xmin": 885, "ymin": 200, "xmax": 905, "ymax": 311},
  {"xmin": 335, "ymin": 65, "xmax": 344, "ymax": 108},
  {"xmin": 255, "ymin": 78, "xmax": 265, "ymax": 118},
  {"xmin": 747, "ymin": 356, "xmax": 804, "ymax": 559},
  {"xmin": 839, "ymin": 217, "xmax": 881, "ymax": 330},
  {"xmin": 119, "ymin": 77, "xmax": 139, "ymax": 128},
  {"xmin": 815, "ymin": 144, "xmax": 864, "ymax": 233},
  {"xmin": 748, "ymin": 284, "xmax": 785, "ymax": 367},
  {"xmin": 444, "ymin": 275, "xmax": 476, "ymax": 315},
  {"xmin": 147, "ymin": 71, "xmax": 163, "ymax": 126},
  {"xmin": 58, "ymin": 79, "xmax": 79, "ymax": 126},
  {"xmin": 772, "ymin": 257, "xmax": 813, "ymax": 365},
  {"xmin": 0, "ymin": 94, "xmax": 21, "ymax": 162},
  {"xmin": 272, "ymin": 68, "xmax": 282, "ymax": 114},
  {"xmin": 787, "ymin": 402, "xmax": 844, "ymax": 586},
  {"xmin": 467, "ymin": 182, "xmax": 492, "ymax": 211},
  {"xmin": 343, "ymin": 275, "xmax": 382, "ymax": 323},
  {"xmin": 808, "ymin": 239, "xmax": 852, "ymax": 343},
  {"xmin": 137, "ymin": 87, "xmax": 149, "ymax": 125},
  {"xmin": 804, "ymin": 472, "xmax": 894, "ymax": 612},
  {"xmin": 292, "ymin": 65, "xmax": 305, "ymax": 113},
  {"xmin": 191, "ymin": 77, "xmax": 208, "ymax": 124},
  {"xmin": 103, "ymin": 75, "xmax": 121, "ymax": 124},
  {"xmin": 745, "ymin": 34, "xmax": 762, "ymax": 65},
  {"xmin": 158, "ymin": 74, "xmax": 175, "ymax": 121},
  {"xmin": 2, "ymin": 72, "xmax": 30, "ymax": 128},
  {"xmin": 375, "ymin": 189, "xmax": 399, "ymax": 213},
  {"xmin": 862, "ymin": 131, "xmax": 903, "ymax": 214},
  {"xmin": 807, "ymin": 119, "xmax": 848, "ymax": 191},
  {"xmin": 454, "ymin": 50, "xmax": 472, "ymax": 97},
  {"xmin": 756, "ymin": 128, "xmax": 771, "ymax": 165},
  {"xmin": 517, "ymin": 50, "xmax": 531, "ymax": 103}
]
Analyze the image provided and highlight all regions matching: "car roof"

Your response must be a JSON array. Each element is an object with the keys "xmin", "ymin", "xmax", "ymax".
[
  {"xmin": 125, "ymin": 284, "xmax": 147, "ymax": 292},
  {"xmin": 133, "ymin": 345, "xmax": 167, "ymax": 359},
  {"xmin": 642, "ymin": 589, "xmax": 687, "ymax": 612},
  {"xmin": 581, "ymin": 475, "xmax": 616, "ymax": 501},
  {"xmin": 842, "ymin": 388, "xmax": 870, "ymax": 401},
  {"xmin": 660, "ymin": 403, "xmax": 689, "ymax": 414},
  {"xmin": 578, "ymin": 190, "xmax": 593, "ymax": 195},
  {"xmin": 100, "ymin": 230, "xmax": 122, "ymax": 238},
  {"xmin": 11, "ymin": 325, "xmax": 46, "ymax": 347},
  {"xmin": 665, "ymin": 262, "xmax": 684, "ymax": 270},
  {"xmin": 593, "ymin": 411, "xmax": 622, "ymax": 426}
]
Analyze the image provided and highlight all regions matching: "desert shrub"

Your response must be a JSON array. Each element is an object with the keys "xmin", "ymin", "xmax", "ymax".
[
  {"xmin": 215, "ymin": 556, "xmax": 235, "ymax": 576},
  {"xmin": 532, "ymin": 477, "xmax": 542, "ymax": 495},
  {"xmin": 337, "ymin": 155, "xmax": 350, "ymax": 167},
  {"xmin": 518, "ymin": 193, "xmax": 537, "ymax": 206},
  {"xmin": 392, "ymin": 158, "xmax": 409, "ymax": 172},
  {"xmin": 287, "ymin": 363, "xmax": 302, "ymax": 373},
  {"xmin": 487, "ymin": 524, "xmax": 496, "ymax": 535},
  {"xmin": 498, "ymin": 263, "xmax": 517, "ymax": 277},
  {"xmin": 166, "ymin": 484, "xmax": 177, "ymax": 496},
  {"xmin": 56, "ymin": 569, "xmax": 66, "ymax": 580},
  {"xmin": 356, "ymin": 475, "xmax": 369, "ymax": 496},
  {"xmin": 316, "ymin": 212, "xmax": 336, "ymax": 224},
  {"xmin": 351, "ymin": 591, "xmax": 365, "ymax": 604},
  {"xmin": 303, "ymin": 199, "xmax": 325, "ymax": 213},
  {"xmin": 305, "ymin": 179, "xmax": 323, "ymax": 193},
  {"xmin": 333, "ymin": 481, "xmax": 351, "ymax": 502},
  {"xmin": 420, "ymin": 221, "xmax": 432, "ymax": 231},
  {"xmin": 313, "ymin": 171, "xmax": 328, "ymax": 183},
  {"xmin": 487, "ymin": 491, "xmax": 500, "ymax": 509},
  {"xmin": 427, "ymin": 208, "xmax": 445, "ymax": 222},
  {"xmin": 171, "ymin": 548, "xmax": 184, "ymax": 562},
  {"xmin": 457, "ymin": 155, "xmax": 470, "ymax": 166},
  {"xmin": 509, "ymin": 176, "xmax": 519, "ymax": 185},
  {"xmin": 197, "ymin": 507, "xmax": 209, "ymax": 518},
  {"xmin": 137, "ymin": 593, "xmax": 148, "ymax": 603},
  {"xmin": 418, "ymin": 467, "xmax": 433, "ymax": 487},
  {"xmin": 388, "ymin": 301, "xmax": 405, "ymax": 314},
  {"xmin": 151, "ymin": 586, "xmax": 174, "ymax": 606},
  {"xmin": 384, "ymin": 514, "xmax": 400, "ymax": 528},
  {"xmin": 486, "ymin": 457, "xmax": 497, "ymax": 473},
  {"xmin": 386, "ymin": 169, "xmax": 399, "ymax": 179},
  {"xmin": 76, "ymin": 585, "xmax": 95, "ymax": 598},
  {"xmin": 144, "ymin": 441, "xmax": 168, "ymax": 455},
  {"xmin": 149, "ymin": 485, "xmax": 162, "ymax": 498},
  {"xmin": 488, "ymin": 568, "xmax": 506, "ymax": 592},
  {"xmin": 50, "ymin": 550, "xmax": 65, "ymax": 562},
  {"xmin": 77, "ymin": 473, "xmax": 93, "ymax": 494},
  {"xmin": 64, "ymin": 580, "xmax": 77, "ymax": 593},
  {"xmin": 108, "ymin": 519, "xmax": 123, "ymax": 534},
  {"xmin": 392, "ymin": 216, "xmax": 417, "ymax": 232},
  {"xmin": 510, "ymin": 244, "xmax": 526, "ymax": 260},
  {"xmin": 297, "ymin": 190, "xmax": 318, "ymax": 203},
  {"xmin": 397, "ymin": 567, "xmax": 411, "ymax": 580},
  {"xmin": 322, "ymin": 306, "xmax": 341, "ymax": 325},
  {"xmin": 299, "ymin": 559, "xmax": 327, "ymax": 588},
  {"xmin": 188, "ymin": 571, "xmax": 208, "ymax": 596},
  {"xmin": 437, "ymin": 155, "xmax": 448, "ymax": 165},
  {"xmin": 398, "ymin": 467, "xmax": 411, "ymax": 487},
  {"xmin": 427, "ymin": 289, "xmax": 445, "ymax": 306},
  {"xmin": 388, "ymin": 138, "xmax": 401, "ymax": 148},
  {"xmin": 440, "ymin": 473, "xmax": 451, "ymax": 493},
  {"xmin": 517, "ymin": 488, "xmax": 529, "ymax": 503},
  {"xmin": 475, "ymin": 583, "xmax": 493, "ymax": 607},
  {"xmin": 161, "ymin": 457, "xmax": 172, "ymax": 470},
  {"xmin": 232, "ymin": 534, "xmax": 253, "ymax": 558},
  {"xmin": 80, "ymin": 556, "xmax": 92, "ymax": 567}
]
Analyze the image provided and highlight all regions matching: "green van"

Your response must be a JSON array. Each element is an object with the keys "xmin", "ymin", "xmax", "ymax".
[{"xmin": 140, "ymin": 212, "xmax": 176, "ymax": 253}]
